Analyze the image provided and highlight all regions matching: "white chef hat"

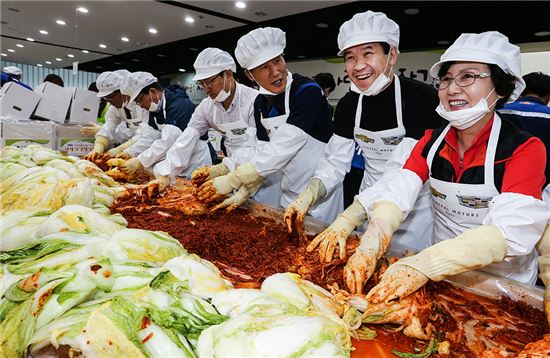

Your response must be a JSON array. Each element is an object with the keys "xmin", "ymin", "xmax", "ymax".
[
  {"xmin": 96, "ymin": 70, "xmax": 130, "ymax": 98},
  {"xmin": 121, "ymin": 71, "xmax": 158, "ymax": 102},
  {"xmin": 192, "ymin": 48, "xmax": 236, "ymax": 81},
  {"xmin": 234, "ymin": 27, "xmax": 286, "ymax": 70},
  {"xmin": 337, "ymin": 10, "xmax": 400, "ymax": 56},
  {"xmin": 3, "ymin": 66, "xmax": 22, "ymax": 76},
  {"xmin": 430, "ymin": 31, "xmax": 525, "ymax": 101}
]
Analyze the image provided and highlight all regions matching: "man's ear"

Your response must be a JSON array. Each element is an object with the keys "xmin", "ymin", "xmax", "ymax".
[
  {"xmin": 244, "ymin": 69, "xmax": 255, "ymax": 82},
  {"xmin": 389, "ymin": 47, "xmax": 399, "ymax": 66}
]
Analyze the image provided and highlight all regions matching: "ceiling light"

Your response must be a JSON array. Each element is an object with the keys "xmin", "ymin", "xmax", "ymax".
[
  {"xmin": 16, "ymin": 44, "xmax": 24, "ymax": 48},
  {"xmin": 45, "ymin": 61, "xmax": 52, "ymax": 64},
  {"xmin": 26, "ymin": 37, "xmax": 35, "ymax": 42},
  {"xmin": 254, "ymin": 11, "xmax": 267, "ymax": 17},
  {"xmin": 56, "ymin": 58, "xmax": 62, "ymax": 61},
  {"xmin": 178, "ymin": 68, "xmax": 186, "ymax": 72},
  {"xmin": 121, "ymin": 36, "xmax": 129, "ymax": 42},
  {"xmin": 67, "ymin": 54, "xmax": 74, "ymax": 58},
  {"xmin": 297, "ymin": 55, "xmax": 306, "ymax": 59},
  {"xmin": 39, "ymin": 30, "xmax": 48, "ymax": 35},
  {"xmin": 437, "ymin": 40, "xmax": 450, "ymax": 45},
  {"xmin": 99, "ymin": 44, "xmax": 107, "ymax": 48},
  {"xmin": 7, "ymin": 49, "xmax": 15, "ymax": 52},
  {"xmin": 56, "ymin": 19, "xmax": 66, "ymax": 25},
  {"xmin": 235, "ymin": 1, "xmax": 246, "ymax": 8},
  {"xmin": 316, "ymin": 23, "xmax": 328, "ymax": 28},
  {"xmin": 148, "ymin": 27, "xmax": 158, "ymax": 34},
  {"xmin": 82, "ymin": 50, "xmax": 89, "ymax": 53},
  {"xmin": 404, "ymin": 8, "xmax": 420, "ymax": 15},
  {"xmin": 37, "ymin": 64, "xmax": 43, "ymax": 67},
  {"xmin": 157, "ymin": 53, "xmax": 165, "ymax": 57},
  {"xmin": 189, "ymin": 47, "xmax": 199, "ymax": 51},
  {"xmin": 1, "ymin": 53, "xmax": 7, "ymax": 57},
  {"xmin": 534, "ymin": 31, "xmax": 550, "ymax": 37},
  {"xmin": 76, "ymin": 7, "xmax": 88, "ymax": 13},
  {"xmin": 184, "ymin": 16, "xmax": 194, "ymax": 23}
]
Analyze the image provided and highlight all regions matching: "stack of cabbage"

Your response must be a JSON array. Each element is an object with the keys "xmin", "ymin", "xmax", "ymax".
[
  {"xmin": 0, "ymin": 146, "xmax": 352, "ymax": 357},
  {"xmin": 0, "ymin": 145, "xmax": 124, "ymax": 216}
]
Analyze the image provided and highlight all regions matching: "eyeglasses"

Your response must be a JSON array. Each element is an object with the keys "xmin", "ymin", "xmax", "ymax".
[
  {"xmin": 134, "ymin": 92, "xmax": 146, "ymax": 105},
  {"xmin": 433, "ymin": 72, "xmax": 491, "ymax": 90},
  {"xmin": 197, "ymin": 73, "xmax": 222, "ymax": 90}
]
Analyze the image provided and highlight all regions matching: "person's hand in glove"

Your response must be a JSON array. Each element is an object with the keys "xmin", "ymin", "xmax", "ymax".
[
  {"xmin": 115, "ymin": 152, "xmax": 131, "ymax": 160},
  {"xmin": 366, "ymin": 264, "xmax": 429, "ymax": 303},
  {"xmin": 285, "ymin": 179, "xmax": 327, "ymax": 241},
  {"xmin": 343, "ymin": 200, "xmax": 403, "ymax": 294},
  {"xmin": 107, "ymin": 157, "xmax": 143, "ymax": 174},
  {"xmin": 366, "ymin": 224, "xmax": 508, "ymax": 301},
  {"xmin": 83, "ymin": 135, "xmax": 110, "ymax": 161},
  {"xmin": 145, "ymin": 176, "xmax": 170, "ymax": 198},
  {"xmin": 192, "ymin": 163, "xmax": 229, "ymax": 187},
  {"xmin": 198, "ymin": 163, "xmax": 262, "ymax": 202},
  {"xmin": 536, "ymin": 223, "xmax": 550, "ymax": 326},
  {"xmin": 210, "ymin": 178, "xmax": 262, "ymax": 212},
  {"xmin": 107, "ymin": 139, "xmax": 136, "ymax": 157},
  {"xmin": 80, "ymin": 123, "xmax": 101, "ymax": 136},
  {"xmin": 306, "ymin": 199, "xmax": 367, "ymax": 262}
]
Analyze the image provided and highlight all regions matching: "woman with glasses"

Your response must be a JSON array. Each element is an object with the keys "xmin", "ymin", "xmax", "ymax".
[
  {"xmin": 340, "ymin": 31, "xmax": 548, "ymax": 299},
  {"xmin": 145, "ymin": 48, "xmax": 262, "ymax": 197}
]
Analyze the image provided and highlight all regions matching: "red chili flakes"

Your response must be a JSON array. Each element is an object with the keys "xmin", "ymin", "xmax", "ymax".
[
  {"xmin": 141, "ymin": 332, "xmax": 154, "ymax": 344},
  {"xmin": 103, "ymin": 270, "xmax": 112, "ymax": 278},
  {"xmin": 90, "ymin": 264, "xmax": 102, "ymax": 273},
  {"xmin": 141, "ymin": 316, "xmax": 151, "ymax": 330}
]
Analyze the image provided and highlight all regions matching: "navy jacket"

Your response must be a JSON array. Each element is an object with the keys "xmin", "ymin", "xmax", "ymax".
[
  {"xmin": 148, "ymin": 85, "xmax": 195, "ymax": 131},
  {"xmin": 1, "ymin": 73, "xmax": 33, "ymax": 91}
]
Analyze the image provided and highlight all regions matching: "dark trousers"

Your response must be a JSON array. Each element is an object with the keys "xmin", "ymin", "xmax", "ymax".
[{"xmin": 343, "ymin": 167, "xmax": 364, "ymax": 208}]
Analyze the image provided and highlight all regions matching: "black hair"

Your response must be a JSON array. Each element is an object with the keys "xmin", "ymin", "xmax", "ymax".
[
  {"xmin": 380, "ymin": 42, "xmax": 391, "ymax": 55},
  {"xmin": 139, "ymin": 82, "xmax": 163, "ymax": 95},
  {"xmin": 43, "ymin": 74, "xmax": 64, "ymax": 87},
  {"xmin": 438, "ymin": 62, "xmax": 516, "ymax": 108},
  {"xmin": 313, "ymin": 72, "xmax": 336, "ymax": 93},
  {"xmin": 521, "ymin": 71, "xmax": 550, "ymax": 98},
  {"xmin": 88, "ymin": 81, "xmax": 98, "ymax": 92}
]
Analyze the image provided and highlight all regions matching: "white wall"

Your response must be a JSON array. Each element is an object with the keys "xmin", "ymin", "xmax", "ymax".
[{"xmin": 168, "ymin": 72, "xmax": 207, "ymax": 105}]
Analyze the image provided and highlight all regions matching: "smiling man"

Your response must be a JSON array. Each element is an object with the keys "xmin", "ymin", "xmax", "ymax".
[
  {"xmin": 285, "ymin": 10, "xmax": 445, "ymax": 261},
  {"xmin": 196, "ymin": 27, "xmax": 342, "ymax": 221}
]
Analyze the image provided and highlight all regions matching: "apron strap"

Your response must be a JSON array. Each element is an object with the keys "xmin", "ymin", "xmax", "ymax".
[
  {"xmin": 427, "ymin": 124, "xmax": 452, "ymax": 173},
  {"xmin": 484, "ymin": 114, "xmax": 501, "ymax": 186}
]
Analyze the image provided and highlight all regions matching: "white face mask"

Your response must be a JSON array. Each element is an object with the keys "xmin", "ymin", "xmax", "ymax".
[
  {"xmin": 436, "ymin": 88, "xmax": 497, "ymax": 130},
  {"xmin": 148, "ymin": 92, "xmax": 161, "ymax": 112},
  {"xmin": 350, "ymin": 53, "xmax": 392, "ymax": 96},
  {"xmin": 213, "ymin": 75, "xmax": 231, "ymax": 102}
]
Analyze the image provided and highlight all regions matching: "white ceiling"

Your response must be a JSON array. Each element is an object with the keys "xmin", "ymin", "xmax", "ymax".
[{"xmin": 1, "ymin": 0, "xmax": 352, "ymax": 68}]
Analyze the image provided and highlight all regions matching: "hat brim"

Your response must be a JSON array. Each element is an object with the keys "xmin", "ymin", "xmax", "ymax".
[
  {"xmin": 192, "ymin": 69, "xmax": 222, "ymax": 81},
  {"xmin": 337, "ymin": 35, "xmax": 399, "ymax": 56},
  {"xmin": 246, "ymin": 49, "xmax": 284, "ymax": 70},
  {"xmin": 97, "ymin": 89, "xmax": 115, "ymax": 98}
]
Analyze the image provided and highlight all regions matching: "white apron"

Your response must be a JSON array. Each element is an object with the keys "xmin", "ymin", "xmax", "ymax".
[
  {"xmin": 213, "ymin": 84, "xmax": 249, "ymax": 157},
  {"xmin": 113, "ymin": 107, "xmax": 143, "ymax": 144},
  {"xmin": 355, "ymin": 76, "xmax": 432, "ymax": 250},
  {"xmin": 260, "ymin": 74, "xmax": 342, "ymax": 223},
  {"xmin": 427, "ymin": 115, "xmax": 537, "ymax": 283}
]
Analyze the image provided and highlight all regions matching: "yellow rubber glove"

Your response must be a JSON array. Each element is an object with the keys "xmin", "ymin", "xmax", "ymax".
[
  {"xmin": 306, "ymin": 199, "xmax": 367, "ymax": 262},
  {"xmin": 197, "ymin": 163, "xmax": 262, "ymax": 202},
  {"xmin": 116, "ymin": 152, "xmax": 131, "ymax": 160},
  {"xmin": 536, "ymin": 223, "xmax": 550, "ymax": 326},
  {"xmin": 107, "ymin": 139, "xmax": 136, "ymax": 157},
  {"xmin": 80, "ymin": 123, "xmax": 101, "ymax": 136},
  {"xmin": 284, "ymin": 179, "xmax": 327, "ymax": 239},
  {"xmin": 106, "ymin": 157, "xmax": 143, "ymax": 174},
  {"xmin": 343, "ymin": 200, "xmax": 403, "ymax": 294},
  {"xmin": 192, "ymin": 163, "xmax": 229, "ymax": 187},
  {"xmin": 84, "ymin": 135, "xmax": 110, "ymax": 161},
  {"xmin": 368, "ymin": 224, "xmax": 507, "ymax": 303},
  {"xmin": 210, "ymin": 178, "xmax": 262, "ymax": 212},
  {"xmin": 145, "ymin": 176, "xmax": 170, "ymax": 198}
]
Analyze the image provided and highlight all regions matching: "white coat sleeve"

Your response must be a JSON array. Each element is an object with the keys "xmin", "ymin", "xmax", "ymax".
[
  {"xmin": 137, "ymin": 124, "xmax": 182, "ymax": 168},
  {"xmin": 126, "ymin": 123, "xmax": 161, "ymax": 157},
  {"xmin": 249, "ymin": 123, "xmax": 308, "ymax": 178},
  {"xmin": 153, "ymin": 127, "xmax": 201, "ymax": 178},
  {"xmin": 186, "ymin": 101, "xmax": 213, "ymax": 136},
  {"xmin": 383, "ymin": 138, "xmax": 418, "ymax": 173},
  {"xmin": 312, "ymin": 134, "xmax": 354, "ymax": 196},
  {"xmin": 222, "ymin": 127, "xmax": 260, "ymax": 171},
  {"xmin": 97, "ymin": 107, "xmax": 122, "ymax": 141},
  {"xmin": 483, "ymin": 192, "xmax": 550, "ymax": 257},
  {"xmin": 356, "ymin": 168, "xmax": 423, "ymax": 221}
]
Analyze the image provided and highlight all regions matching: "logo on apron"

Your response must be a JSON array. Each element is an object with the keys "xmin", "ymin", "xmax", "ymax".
[
  {"xmin": 355, "ymin": 133, "xmax": 375, "ymax": 143},
  {"xmin": 456, "ymin": 195, "xmax": 492, "ymax": 209},
  {"xmin": 430, "ymin": 186, "xmax": 447, "ymax": 199},
  {"xmin": 381, "ymin": 135, "xmax": 405, "ymax": 145},
  {"xmin": 230, "ymin": 128, "xmax": 247, "ymax": 136}
]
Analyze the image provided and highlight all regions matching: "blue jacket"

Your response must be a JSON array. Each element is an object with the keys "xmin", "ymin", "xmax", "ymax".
[
  {"xmin": 148, "ymin": 85, "xmax": 195, "ymax": 131},
  {"xmin": 1, "ymin": 73, "xmax": 33, "ymax": 91},
  {"xmin": 499, "ymin": 96, "xmax": 550, "ymax": 186}
]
